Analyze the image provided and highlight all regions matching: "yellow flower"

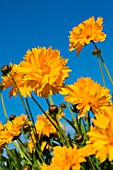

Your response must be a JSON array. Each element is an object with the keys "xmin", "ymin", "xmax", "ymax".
[
  {"xmin": 12, "ymin": 114, "xmax": 30, "ymax": 133},
  {"xmin": 35, "ymin": 114, "xmax": 57, "ymax": 137},
  {"xmin": 28, "ymin": 113, "xmax": 59, "ymax": 153},
  {"xmin": 87, "ymin": 106, "xmax": 113, "ymax": 162},
  {"xmin": 0, "ymin": 114, "xmax": 30, "ymax": 148},
  {"xmin": 61, "ymin": 77, "xmax": 111, "ymax": 116},
  {"xmin": 69, "ymin": 16, "xmax": 106, "ymax": 56},
  {"xmin": 50, "ymin": 145, "xmax": 86, "ymax": 170},
  {"xmin": 2, "ymin": 47, "xmax": 71, "ymax": 98}
]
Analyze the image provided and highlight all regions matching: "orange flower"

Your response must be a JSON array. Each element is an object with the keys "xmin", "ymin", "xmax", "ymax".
[
  {"xmin": 50, "ymin": 145, "xmax": 86, "ymax": 170},
  {"xmin": 0, "ymin": 114, "xmax": 30, "ymax": 148},
  {"xmin": 69, "ymin": 16, "xmax": 106, "ymax": 56},
  {"xmin": 61, "ymin": 77, "xmax": 111, "ymax": 116},
  {"xmin": 2, "ymin": 47, "xmax": 71, "ymax": 98},
  {"xmin": 28, "ymin": 113, "xmax": 60, "ymax": 153},
  {"xmin": 41, "ymin": 144, "xmax": 95, "ymax": 170},
  {"xmin": 87, "ymin": 106, "xmax": 113, "ymax": 162}
]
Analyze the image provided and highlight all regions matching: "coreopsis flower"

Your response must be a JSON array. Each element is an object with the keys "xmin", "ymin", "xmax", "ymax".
[
  {"xmin": 12, "ymin": 114, "xmax": 31, "ymax": 133},
  {"xmin": 28, "ymin": 113, "xmax": 63, "ymax": 153},
  {"xmin": 87, "ymin": 106, "xmax": 113, "ymax": 162},
  {"xmin": 2, "ymin": 47, "xmax": 71, "ymax": 98},
  {"xmin": 35, "ymin": 114, "xmax": 57, "ymax": 137},
  {"xmin": 49, "ymin": 145, "xmax": 87, "ymax": 170},
  {"xmin": 0, "ymin": 114, "xmax": 31, "ymax": 148},
  {"xmin": 69, "ymin": 16, "xmax": 106, "ymax": 56},
  {"xmin": 61, "ymin": 77, "xmax": 111, "ymax": 116}
]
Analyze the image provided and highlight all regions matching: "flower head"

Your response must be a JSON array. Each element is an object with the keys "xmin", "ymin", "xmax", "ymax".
[
  {"xmin": 87, "ymin": 106, "xmax": 113, "ymax": 162},
  {"xmin": 61, "ymin": 77, "xmax": 111, "ymax": 116},
  {"xmin": 2, "ymin": 47, "xmax": 71, "ymax": 98},
  {"xmin": 0, "ymin": 114, "xmax": 30, "ymax": 148},
  {"xmin": 50, "ymin": 145, "xmax": 86, "ymax": 170},
  {"xmin": 28, "ymin": 113, "xmax": 62, "ymax": 153},
  {"xmin": 69, "ymin": 16, "xmax": 106, "ymax": 56}
]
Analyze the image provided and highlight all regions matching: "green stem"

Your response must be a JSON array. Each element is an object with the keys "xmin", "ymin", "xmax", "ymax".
[
  {"xmin": 55, "ymin": 116, "xmax": 71, "ymax": 147},
  {"xmin": 25, "ymin": 99, "xmax": 45, "ymax": 162},
  {"xmin": 13, "ymin": 140, "xmax": 32, "ymax": 166},
  {"xmin": 45, "ymin": 98, "xmax": 50, "ymax": 107},
  {"xmin": 31, "ymin": 95, "xmax": 59, "ymax": 131},
  {"xmin": 10, "ymin": 75, "xmax": 30, "ymax": 119},
  {"xmin": 0, "ymin": 91, "xmax": 8, "ymax": 121},
  {"xmin": 49, "ymin": 95, "xmax": 54, "ymax": 105},
  {"xmin": 91, "ymin": 41, "xmax": 113, "ymax": 86},
  {"xmin": 97, "ymin": 56, "xmax": 106, "ymax": 87},
  {"xmin": 88, "ymin": 157, "xmax": 101, "ymax": 170},
  {"xmin": 68, "ymin": 104, "xmax": 79, "ymax": 134}
]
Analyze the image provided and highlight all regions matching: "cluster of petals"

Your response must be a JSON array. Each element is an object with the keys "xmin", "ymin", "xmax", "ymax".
[
  {"xmin": 61, "ymin": 77, "xmax": 111, "ymax": 116},
  {"xmin": 87, "ymin": 106, "xmax": 113, "ymax": 162},
  {"xmin": 0, "ymin": 114, "xmax": 30, "ymax": 148},
  {"xmin": 41, "ymin": 144, "xmax": 94, "ymax": 170},
  {"xmin": 28, "ymin": 113, "xmax": 60, "ymax": 153},
  {"xmin": 69, "ymin": 16, "xmax": 106, "ymax": 56},
  {"xmin": 2, "ymin": 47, "xmax": 71, "ymax": 98}
]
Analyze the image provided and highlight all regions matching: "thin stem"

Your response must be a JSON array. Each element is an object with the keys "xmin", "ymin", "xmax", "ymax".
[
  {"xmin": 88, "ymin": 157, "xmax": 101, "ymax": 170},
  {"xmin": 13, "ymin": 140, "xmax": 32, "ymax": 166},
  {"xmin": 91, "ymin": 41, "xmax": 113, "ymax": 86},
  {"xmin": 97, "ymin": 56, "xmax": 106, "ymax": 87},
  {"xmin": 0, "ymin": 91, "xmax": 8, "ymax": 121},
  {"xmin": 68, "ymin": 104, "xmax": 79, "ymax": 134},
  {"xmin": 55, "ymin": 116, "xmax": 71, "ymax": 147},
  {"xmin": 25, "ymin": 98, "xmax": 35, "ymax": 125},
  {"xmin": 25, "ymin": 99, "xmax": 45, "ymax": 162},
  {"xmin": 31, "ymin": 95, "xmax": 59, "ymax": 131},
  {"xmin": 45, "ymin": 98, "xmax": 50, "ymax": 107},
  {"xmin": 49, "ymin": 95, "xmax": 54, "ymax": 105},
  {"xmin": 10, "ymin": 75, "xmax": 30, "ymax": 119}
]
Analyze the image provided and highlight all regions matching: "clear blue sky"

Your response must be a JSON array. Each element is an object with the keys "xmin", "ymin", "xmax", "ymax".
[{"xmin": 0, "ymin": 0, "xmax": 113, "ymax": 123}]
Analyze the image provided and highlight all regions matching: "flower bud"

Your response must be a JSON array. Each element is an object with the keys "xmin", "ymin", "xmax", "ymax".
[
  {"xmin": 92, "ymin": 48, "xmax": 101, "ymax": 56},
  {"xmin": 23, "ymin": 124, "xmax": 31, "ymax": 133},
  {"xmin": 74, "ymin": 134, "xmax": 84, "ymax": 143},
  {"xmin": 1, "ymin": 65, "xmax": 11, "ymax": 76},
  {"xmin": 49, "ymin": 105, "xmax": 58, "ymax": 114},
  {"xmin": 9, "ymin": 114, "xmax": 16, "ymax": 121},
  {"xmin": 59, "ymin": 103, "xmax": 66, "ymax": 109},
  {"xmin": 22, "ymin": 165, "xmax": 31, "ymax": 170}
]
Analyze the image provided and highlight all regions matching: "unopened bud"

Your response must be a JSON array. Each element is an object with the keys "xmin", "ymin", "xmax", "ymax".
[
  {"xmin": 74, "ymin": 134, "xmax": 84, "ymax": 143},
  {"xmin": 22, "ymin": 165, "xmax": 31, "ymax": 170},
  {"xmin": 92, "ymin": 49, "xmax": 101, "ymax": 56},
  {"xmin": 49, "ymin": 105, "xmax": 58, "ymax": 114},
  {"xmin": 9, "ymin": 114, "xmax": 16, "ymax": 121},
  {"xmin": 1, "ymin": 65, "xmax": 11, "ymax": 76}
]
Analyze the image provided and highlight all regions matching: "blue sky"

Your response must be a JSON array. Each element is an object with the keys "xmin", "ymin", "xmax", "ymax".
[{"xmin": 0, "ymin": 0, "xmax": 113, "ymax": 123}]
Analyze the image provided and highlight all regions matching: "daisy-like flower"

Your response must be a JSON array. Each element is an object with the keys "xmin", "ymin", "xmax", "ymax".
[
  {"xmin": 49, "ymin": 145, "xmax": 87, "ymax": 170},
  {"xmin": 69, "ymin": 16, "xmax": 106, "ymax": 56},
  {"xmin": 61, "ymin": 77, "xmax": 111, "ymax": 116},
  {"xmin": 28, "ymin": 113, "xmax": 60, "ymax": 153},
  {"xmin": 2, "ymin": 47, "xmax": 71, "ymax": 98},
  {"xmin": 0, "ymin": 114, "xmax": 31, "ymax": 148},
  {"xmin": 87, "ymin": 106, "xmax": 113, "ymax": 162}
]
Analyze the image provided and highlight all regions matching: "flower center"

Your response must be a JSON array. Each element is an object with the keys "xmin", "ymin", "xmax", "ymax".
[{"xmin": 41, "ymin": 64, "xmax": 50, "ymax": 75}]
